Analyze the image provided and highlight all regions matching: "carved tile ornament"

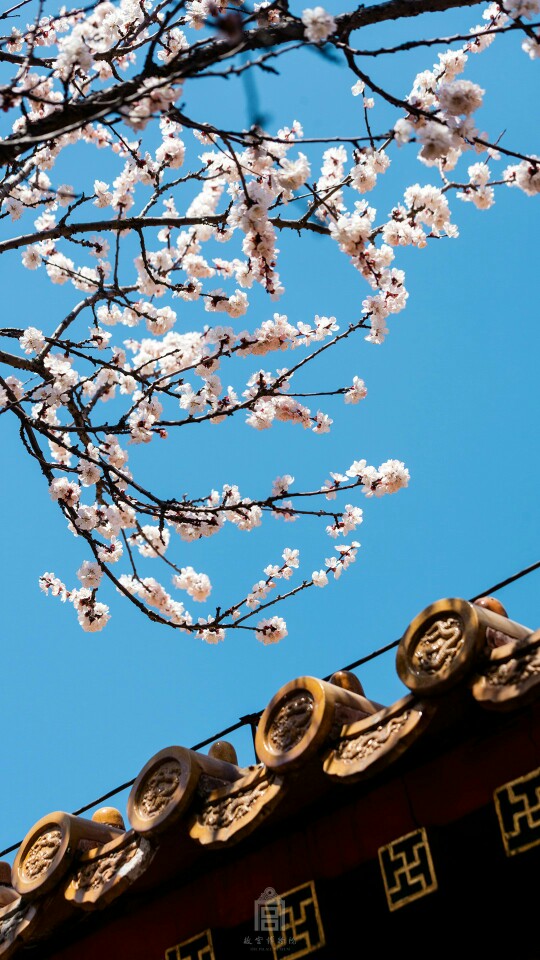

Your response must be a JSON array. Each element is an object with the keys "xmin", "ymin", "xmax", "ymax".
[
  {"xmin": 67, "ymin": 836, "xmax": 154, "ymax": 906},
  {"xmin": 137, "ymin": 760, "xmax": 182, "ymax": 819},
  {"xmin": 0, "ymin": 901, "xmax": 36, "ymax": 958},
  {"xmin": 256, "ymin": 676, "xmax": 379, "ymax": 773},
  {"xmin": 268, "ymin": 693, "xmax": 314, "ymax": 753},
  {"xmin": 399, "ymin": 598, "xmax": 533, "ymax": 696},
  {"xmin": 494, "ymin": 767, "xmax": 540, "ymax": 857},
  {"xmin": 197, "ymin": 778, "xmax": 272, "ymax": 830},
  {"xmin": 472, "ymin": 630, "xmax": 540, "ymax": 709},
  {"xmin": 73, "ymin": 842, "xmax": 137, "ymax": 891},
  {"xmin": 129, "ymin": 744, "xmax": 247, "ymax": 837},
  {"xmin": 378, "ymin": 828, "xmax": 438, "ymax": 912},
  {"xmin": 324, "ymin": 696, "xmax": 433, "ymax": 781},
  {"xmin": 255, "ymin": 678, "xmax": 328, "ymax": 772},
  {"xmin": 12, "ymin": 813, "xmax": 123, "ymax": 899},
  {"xmin": 20, "ymin": 830, "xmax": 62, "ymax": 882},
  {"xmin": 485, "ymin": 651, "xmax": 540, "ymax": 687},
  {"xmin": 397, "ymin": 599, "xmax": 490, "ymax": 695},
  {"xmin": 128, "ymin": 746, "xmax": 202, "ymax": 835},
  {"xmin": 410, "ymin": 617, "xmax": 464, "ymax": 675},
  {"xmin": 336, "ymin": 710, "xmax": 412, "ymax": 761},
  {"xmin": 190, "ymin": 767, "xmax": 285, "ymax": 847},
  {"xmin": 0, "ymin": 906, "xmax": 24, "ymax": 952}
]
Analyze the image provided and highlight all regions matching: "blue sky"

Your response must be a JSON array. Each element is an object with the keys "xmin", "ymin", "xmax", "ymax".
[{"xmin": 0, "ymin": 0, "xmax": 539, "ymax": 856}]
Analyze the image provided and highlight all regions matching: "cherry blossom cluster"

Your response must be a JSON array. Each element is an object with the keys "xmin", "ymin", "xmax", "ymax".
[
  {"xmin": 0, "ymin": 0, "xmax": 537, "ymax": 642},
  {"xmin": 389, "ymin": 3, "xmax": 540, "ymax": 200}
]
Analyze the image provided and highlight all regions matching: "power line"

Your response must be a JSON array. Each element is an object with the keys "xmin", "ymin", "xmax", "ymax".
[
  {"xmin": 336, "ymin": 559, "xmax": 540, "ymax": 675},
  {"xmin": 469, "ymin": 559, "xmax": 540, "ymax": 601},
  {"xmin": 325, "ymin": 637, "xmax": 401, "ymax": 676},
  {"xmin": 1, "ymin": 558, "xmax": 538, "ymax": 861}
]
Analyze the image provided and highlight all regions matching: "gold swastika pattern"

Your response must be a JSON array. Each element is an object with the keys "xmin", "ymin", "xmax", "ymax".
[
  {"xmin": 164, "ymin": 929, "xmax": 215, "ymax": 960},
  {"xmin": 265, "ymin": 881, "xmax": 325, "ymax": 959},
  {"xmin": 495, "ymin": 767, "xmax": 540, "ymax": 857},
  {"xmin": 378, "ymin": 828, "xmax": 437, "ymax": 911}
]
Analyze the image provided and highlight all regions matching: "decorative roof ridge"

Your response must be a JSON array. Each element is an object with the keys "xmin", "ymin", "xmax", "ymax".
[{"xmin": 1, "ymin": 595, "xmax": 538, "ymax": 958}]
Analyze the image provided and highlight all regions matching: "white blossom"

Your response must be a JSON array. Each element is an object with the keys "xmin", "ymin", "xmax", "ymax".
[
  {"xmin": 438, "ymin": 79, "xmax": 484, "ymax": 116},
  {"xmin": 22, "ymin": 246, "xmax": 41, "ymax": 270},
  {"xmin": 173, "ymin": 566, "xmax": 212, "ymax": 601},
  {"xmin": 19, "ymin": 327, "xmax": 45, "ymax": 354},
  {"xmin": 255, "ymin": 615, "xmax": 288, "ymax": 644},
  {"xmin": 504, "ymin": 158, "xmax": 540, "ymax": 196},
  {"xmin": 345, "ymin": 377, "xmax": 367, "ymax": 404},
  {"xmin": 301, "ymin": 7, "xmax": 336, "ymax": 42},
  {"xmin": 77, "ymin": 561, "xmax": 103, "ymax": 589},
  {"xmin": 312, "ymin": 570, "xmax": 328, "ymax": 587},
  {"xmin": 39, "ymin": 572, "xmax": 68, "ymax": 600},
  {"xmin": 49, "ymin": 477, "xmax": 81, "ymax": 505}
]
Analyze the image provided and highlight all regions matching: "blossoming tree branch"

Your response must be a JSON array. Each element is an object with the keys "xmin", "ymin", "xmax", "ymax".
[{"xmin": 0, "ymin": 0, "xmax": 537, "ymax": 641}]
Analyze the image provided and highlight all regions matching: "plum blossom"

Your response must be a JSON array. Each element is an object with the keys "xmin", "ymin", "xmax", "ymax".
[
  {"xmin": 325, "ymin": 541, "xmax": 361, "ymax": 580},
  {"xmin": 196, "ymin": 617, "xmax": 225, "ymax": 643},
  {"xmin": 312, "ymin": 570, "xmax": 329, "ymax": 587},
  {"xmin": 522, "ymin": 34, "xmax": 540, "ymax": 59},
  {"xmin": 504, "ymin": 0, "xmax": 540, "ymax": 16},
  {"xmin": 417, "ymin": 121, "xmax": 455, "ymax": 164},
  {"xmin": 504, "ymin": 158, "xmax": 540, "ymax": 196},
  {"xmin": 173, "ymin": 566, "xmax": 212, "ymax": 601},
  {"xmin": 49, "ymin": 477, "xmax": 81, "ymax": 505},
  {"xmin": 39, "ymin": 572, "xmax": 68, "ymax": 600},
  {"xmin": 350, "ymin": 150, "xmax": 390, "ymax": 194},
  {"xmin": 437, "ymin": 80, "xmax": 484, "ymax": 116},
  {"xmin": 19, "ymin": 327, "xmax": 45, "ymax": 354},
  {"xmin": 345, "ymin": 377, "xmax": 367, "ymax": 404},
  {"xmin": 282, "ymin": 547, "xmax": 300, "ymax": 574},
  {"xmin": 375, "ymin": 459, "xmax": 410, "ymax": 495},
  {"xmin": 301, "ymin": 7, "xmax": 336, "ymax": 42},
  {"xmin": 97, "ymin": 539, "xmax": 123, "ymax": 563},
  {"xmin": 22, "ymin": 246, "xmax": 41, "ymax": 270},
  {"xmin": 78, "ymin": 459, "xmax": 101, "ymax": 486},
  {"xmin": 77, "ymin": 561, "xmax": 103, "ymax": 589},
  {"xmin": 1, "ymin": 376, "xmax": 24, "ymax": 405},
  {"xmin": 272, "ymin": 474, "xmax": 294, "ymax": 496},
  {"xmin": 6, "ymin": 197, "xmax": 23, "ymax": 220},
  {"xmin": 394, "ymin": 119, "xmax": 414, "ymax": 145},
  {"xmin": 72, "ymin": 591, "xmax": 111, "ymax": 632},
  {"xmin": 94, "ymin": 180, "xmax": 113, "ymax": 207},
  {"xmin": 256, "ymin": 616, "xmax": 288, "ymax": 644},
  {"xmin": 313, "ymin": 411, "xmax": 333, "ymax": 434},
  {"xmin": 134, "ymin": 525, "xmax": 170, "ymax": 557}
]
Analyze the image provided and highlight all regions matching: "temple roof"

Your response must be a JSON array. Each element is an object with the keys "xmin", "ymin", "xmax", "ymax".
[{"xmin": 2, "ymin": 595, "xmax": 540, "ymax": 958}]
